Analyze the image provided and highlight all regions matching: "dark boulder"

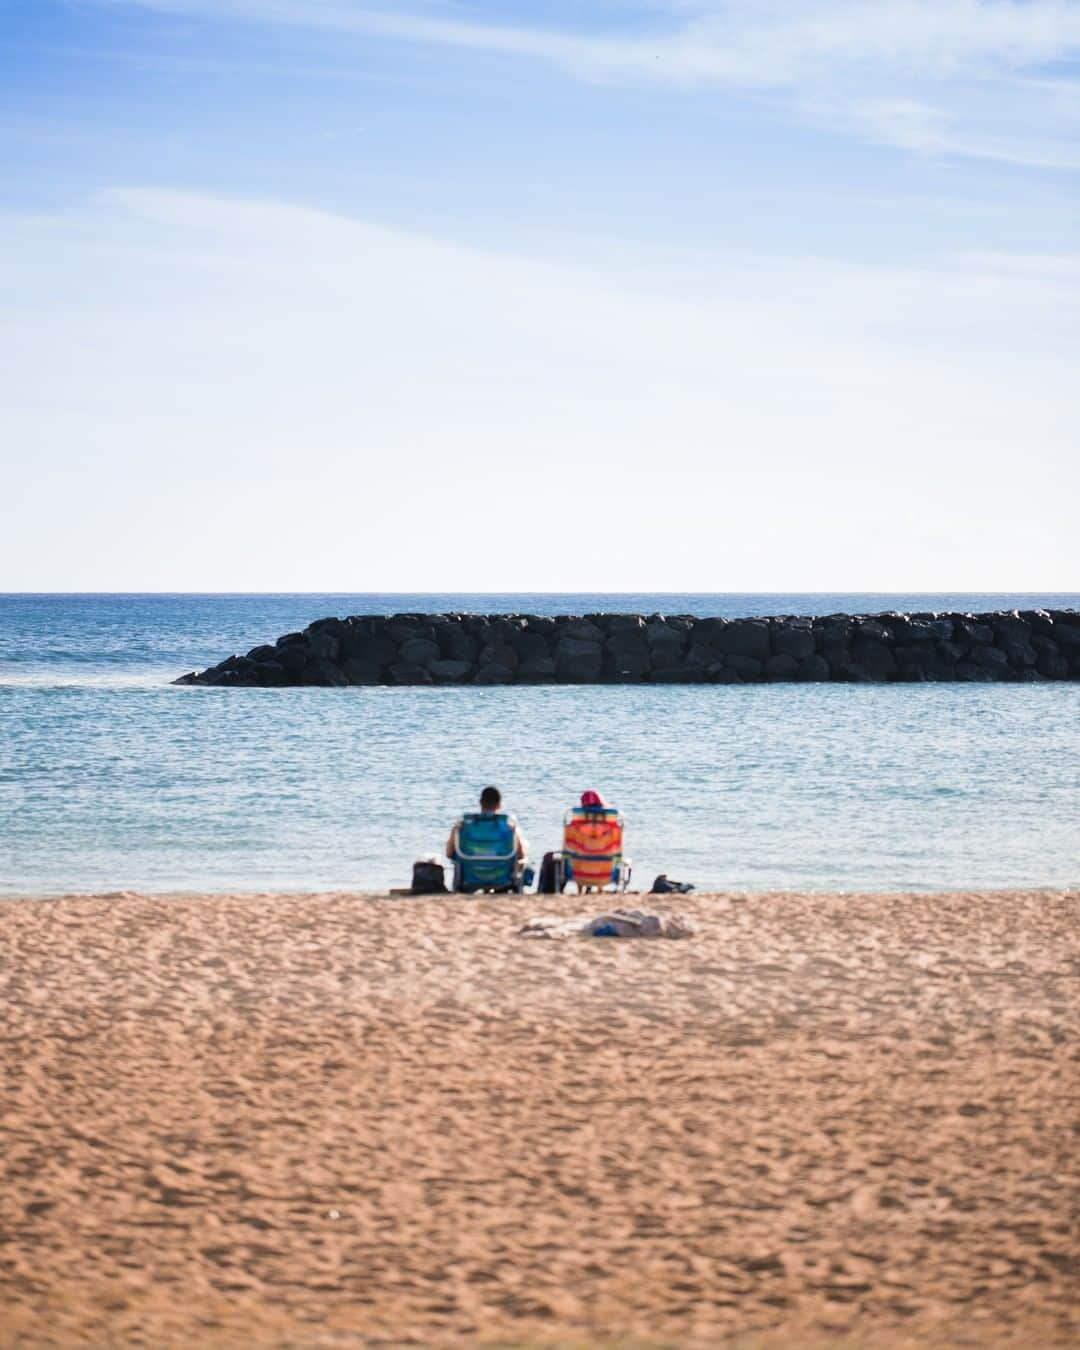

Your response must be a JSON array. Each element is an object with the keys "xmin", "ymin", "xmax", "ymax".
[
  {"xmin": 1037, "ymin": 652, "xmax": 1070, "ymax": 679},
  {"xmin": 252, "ymin": 661, "xmax": 288, "ymax": 687},
  {"xmin": 306, "ymin": 658, "xmax": 350, "ymax": 687},
  {"xmin": 1002, "ymin": 641, "xmax": 1038, "ymax": 668},
  {"xmin": 892, "ymin": 617, "xmax": 948, "ymax": 642},
  {"xmin": 895, "ymin": 646, "xmax": 953, "ymax": 681},
  {"xmin": 836, "ymin": 662, "xmax": 876, "ymax": 683},
  {"xmin": 724, "ymin": 655, "xmax": 763, "ymax": 680},
  {"xmin": 936, "ymin": 639, "xmax": 969, "ymax": 664},
  {"xmin": 387, "ymin": 662, "xmax": 432, "ymax": 685},
  {"xmin": 343, "ymin": 631, "xmax": 397, "ymax": 664},
  {"xmin": 707, "ymin": 664, "xmax": 741, "ymax": 684},
  {"xmin": 645, "ymin": 620, "xmax": 685, "ymax": 648},
  {"xmin": 558, "ymin": 618, "xmax": 605, "ymax": 643},
  {"xmin": 684, "ymin": 644, "xmax": 717, "ymax": 671},
  {"xmin": 247, "ymin": 644, "xmax": 278, "ymax": 663},
  {"xmin": 693, "ymin": 617, "xmax": 729, "ymax": 648},
  {"xmin": 556, "ymin": 644, "xmax": 603, "ymax": 682},
  {"xmin": 956, "ymin": 618, "xmax": 994, "ymax": 645},
  {"xmin": 487, "ymin": 618, "xmax": 525, "ymax": 644},
  {"xmin": 399, "ymin": 637, "xmax": 441, "ymax": 668},
  {"xmin": 650, "ymin": 665, "xmax": 707, "ymax": 683},
  {"xmin": 992, "ymin": 614, "xmax": 1031, "ymax": 645},
  {"xmin": 474, "ymin": 662, "xmax": 515, "ymax": 685},
  {"xmin": 771, "ymin": 622, "xmax": 814, "ymax": 661},
  {"xmin": 604, "ymin": 648, "xmax": 652, "ymax": 681},
  {"xmin": 970, "ymin": 645, "xmax": 1011, "ymax": 672},
  {"xmin": 511, "ymin": 631, "xmax": 551, "ymax": 662},
  {"xmin": 1053, "ymin": 623, "xmax": 1080, "ymax": 653},
  {"xmin": 478, "ymin": 641, "xmax": 520, "ymax": 672},
  {"xmin": 306, "ymin": 630, "xmax": 340, "ymax": 663},
  {"xmin": 647, "ymin": 639, "xmax": 686, "ymax": 671},
  {"xmin": 850, "ymin": 637, "xmax": 897, "ymax": 678},
  {"xmin": 436, "ymin": 627, "xmax": 478, "ymax": 663},
  {"xmin": 385, "ymin": 620, "xmax": 435, "ymax": 645},
  {"xmin": 428, "ymin": 659, "xmax": 474, "ymax": 684},
  {"xmin": 517, "ymin": 656, "xmax": 558, "ymax": 682},
  {"xmin": 796, "ymin": 654, "xmax": 831, "ymax": 682},
  {"xmin": 854, "ymin": 618, "xmax": 892, "ymax": 643},
  {"xmin": 955, "ymin": 661, "xmax": 995, "ymax": 682},
  {"xmin": 556, "ymin": 636, "xmax": 602, "ymax": 656},
  {"xmin": 342, "ymin": 659, "xmax": 381, "ymax": 686},
  {"xmin": 710, "ymin": 619, "xmax": 771, "ymax": 661},
  {"xmin": 764, "ymin": 653, "xmax": 800, "ymax": 680},
  {"xmin": 275, "ymin": 644, "xmax": 311, "ymax": 677}
]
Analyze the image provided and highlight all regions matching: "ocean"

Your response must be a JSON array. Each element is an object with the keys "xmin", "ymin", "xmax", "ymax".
[{"xmin": 2, "ymin": 593, "xmax": 1078, "ymax": 896}]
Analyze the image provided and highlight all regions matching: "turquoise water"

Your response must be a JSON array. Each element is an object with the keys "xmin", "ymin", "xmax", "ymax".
[{"xmin": 2, "ymin": 594, "xmax": 1078, "ymax": 894}]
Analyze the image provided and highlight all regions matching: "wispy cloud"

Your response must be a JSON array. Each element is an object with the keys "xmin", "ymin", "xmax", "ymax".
[
  {"xmin": 90, "ymin": 0, "xmax": 1080, "ymax": 169},
  {"xmin": 2, "ymin": 187, "xmax": 1077, "ymax": 587},
  {"xmin": 852, "ymin": 95, "xmax": 1080, "ymax": 169}
]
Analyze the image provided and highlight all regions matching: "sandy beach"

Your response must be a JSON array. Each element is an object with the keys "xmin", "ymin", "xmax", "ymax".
[{"xmin": 2, "ymin": 888, "xmax": 1077, "ymax": 1348}]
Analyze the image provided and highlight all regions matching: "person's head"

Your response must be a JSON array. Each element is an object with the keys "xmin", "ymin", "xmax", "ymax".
[
  {"xmin": 580, "ymin": 789, "xmax": 606, "ymax": 809},
  {"xmin": 479, "ymin": 785, "xmax": 502, "ymax": 812}
]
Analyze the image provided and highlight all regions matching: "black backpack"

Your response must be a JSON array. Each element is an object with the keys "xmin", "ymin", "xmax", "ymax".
[{"xmin": 411, "ymin": 860, "xmax": 448, "ymax": 894}]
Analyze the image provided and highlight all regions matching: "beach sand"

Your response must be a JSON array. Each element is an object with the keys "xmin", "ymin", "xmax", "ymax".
[{"xmin": 2, "ymin": 889, "xmax": 1078, "ymax": 1348}]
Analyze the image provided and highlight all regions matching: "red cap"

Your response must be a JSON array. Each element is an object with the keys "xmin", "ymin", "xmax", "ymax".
[{"xmin": 580, "ymin": 789, "xmax": 605, "ymax": 808}]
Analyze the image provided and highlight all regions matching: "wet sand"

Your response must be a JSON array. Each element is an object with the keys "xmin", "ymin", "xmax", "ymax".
[{"xmin": 2, "ymin": 888, "xmax": 1078, "ymax": 1348}]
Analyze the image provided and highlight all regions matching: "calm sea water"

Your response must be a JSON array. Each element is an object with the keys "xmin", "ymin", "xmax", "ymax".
[{"xmin": 2, "ymin": 593, "xmax": 1078, "ymax": 895}]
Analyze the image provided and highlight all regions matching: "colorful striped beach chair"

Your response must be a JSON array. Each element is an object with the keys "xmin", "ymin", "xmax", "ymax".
[
  {"xmin": 556, "ymin": 806, "xmax": 632, "ymax": 893},
  {"xmin": 452, "ymin": 812, "xmax": 525, "ymax": 894}
]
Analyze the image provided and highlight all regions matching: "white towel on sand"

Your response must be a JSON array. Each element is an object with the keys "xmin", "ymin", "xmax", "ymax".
[{"xmin": 519, "ymin": 908, "xmax": 696, "ymax": 940}]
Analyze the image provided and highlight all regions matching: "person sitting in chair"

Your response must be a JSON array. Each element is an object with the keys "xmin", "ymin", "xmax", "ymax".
[
  {"xmin": 446, "ymin": 785, "xmax": 529, "ymax": 893},
  {"xmin": 556, "ymin": 789, "xmax": 631, "ymax": 893}
]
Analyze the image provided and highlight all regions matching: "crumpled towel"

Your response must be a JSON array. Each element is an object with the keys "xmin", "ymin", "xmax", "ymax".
[{"xmin": 519, "ymin": 908, "xmax": 696, "ymax": 940}]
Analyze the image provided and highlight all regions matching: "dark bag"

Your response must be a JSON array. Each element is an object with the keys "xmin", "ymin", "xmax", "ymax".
[
  {"xmin": 411, "ymin": 860, "xmax": 448, "ymax": 894},
  {"xmin": 536, "ymin": 850, "xmax": 561, "ymax": 895},
  {"xmin": 650, "ymin": 873, "xmax": 694, "ymax": 895}
]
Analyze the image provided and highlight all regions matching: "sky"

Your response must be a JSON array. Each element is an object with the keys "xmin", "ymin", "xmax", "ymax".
[{"xmin": 1, "ymin": 0, "xmax": 1078, "ymax": 591}]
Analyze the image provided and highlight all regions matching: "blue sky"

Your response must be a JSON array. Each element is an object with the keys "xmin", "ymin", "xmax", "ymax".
[{"xmin": 2, "ymin": 0, "xmax": 1078, "ymax": 589}]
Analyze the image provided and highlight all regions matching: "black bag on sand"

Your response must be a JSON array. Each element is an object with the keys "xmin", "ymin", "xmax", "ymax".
[
  {"xmin": 411, "ymin": 860, "xmax": 448, "ymax": 894},
  {"xmin": 650, "ymin": 873, "xmax": 694, "ymax": 895},
  {"xmin": 536, "ymin": 850, "xmax": 562, "ymax": 895}
]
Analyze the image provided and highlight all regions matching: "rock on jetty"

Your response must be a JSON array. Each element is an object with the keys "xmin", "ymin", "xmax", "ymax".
[{"xmin": 173, "ymin": 609, "xmax": 1080, "ymax": 687}]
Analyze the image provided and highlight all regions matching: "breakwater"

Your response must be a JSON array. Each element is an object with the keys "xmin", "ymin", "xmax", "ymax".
[{"xmin": 174, "ymin": 609, "xmax": 1080, "ymax": 686}]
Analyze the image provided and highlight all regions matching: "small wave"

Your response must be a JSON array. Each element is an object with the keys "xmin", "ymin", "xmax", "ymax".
[{"xmin": 0, "ymin": 672, "xmax": 172, "ymax": 690}]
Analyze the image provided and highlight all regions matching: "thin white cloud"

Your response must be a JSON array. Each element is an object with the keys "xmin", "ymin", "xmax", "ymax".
[
  {"xmin": 90, "ymin": 0, "xmax": 1080, "ymax": 82},
  {"xmin": 853, "ymin": 95, "xmax": 1080, "ymax": 169},
  {"xmin": 90, "ymin": 0, "xmax": 1080, "ymax": 168},
  {"xmin": 1, "ymin": 188, "xmax": 1076, "ymax": 588}
]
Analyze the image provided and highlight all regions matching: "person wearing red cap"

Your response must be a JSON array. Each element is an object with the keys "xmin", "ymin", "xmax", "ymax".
[{"xmin": 580, "ymin": 789, "xmax": 606, "ymax": 809}]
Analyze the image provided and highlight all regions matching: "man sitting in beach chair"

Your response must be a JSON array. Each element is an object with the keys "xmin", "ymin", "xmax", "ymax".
[
  {"xmin": 446, "ymin": 785, "xmax": 529, "ymax": 894},
  {"xmin": 556, "ymin": 790, "xmax": 632, "ymax": 894}
]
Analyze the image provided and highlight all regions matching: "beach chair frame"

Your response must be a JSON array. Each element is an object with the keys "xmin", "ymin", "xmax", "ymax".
[{"xmin": 555, "ymin": 808, "xmax": 632, "ymax": 894}]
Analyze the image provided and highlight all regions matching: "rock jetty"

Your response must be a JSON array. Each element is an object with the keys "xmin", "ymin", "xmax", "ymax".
[{"xmin": 173, "ymin": 609, "xmax": 1080, "ymax": 687}]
